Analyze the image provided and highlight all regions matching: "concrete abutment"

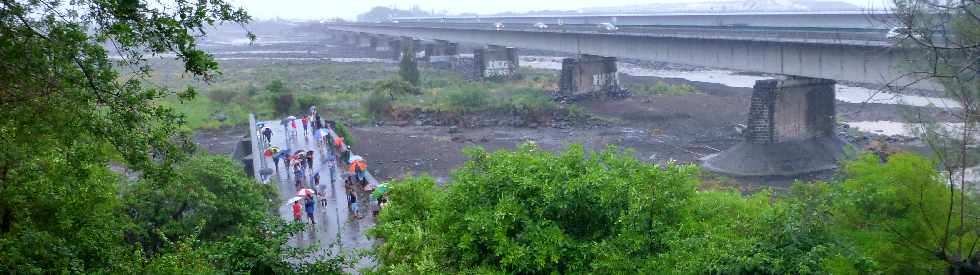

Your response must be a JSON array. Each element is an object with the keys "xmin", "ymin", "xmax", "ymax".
[
  {"xmin": 558, "ymin": 54, "xmax": 625, "ymax": 98},
  {"xmin": 473, "ymin": 45, "xmax": 519, "ymax": 80},
  {"xmin": 701, "ymin": 77, "xmax": 849, "ymax": 177}
]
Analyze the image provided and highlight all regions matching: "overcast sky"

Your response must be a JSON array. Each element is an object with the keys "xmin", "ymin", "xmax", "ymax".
[{"xmin": 230, "ymin": 0, "xmax": 891, "ymax": 21}]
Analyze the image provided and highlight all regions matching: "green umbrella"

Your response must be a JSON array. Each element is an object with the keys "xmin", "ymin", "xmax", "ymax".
[{"xmin": 371, "ymin": 183, "xmax": 389, "ymax": 200}]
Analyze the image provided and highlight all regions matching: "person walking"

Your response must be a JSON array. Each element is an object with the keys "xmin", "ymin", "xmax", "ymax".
[
  {"xmin": 271, "ymin": 152, "xmax": 281, "ymax": 175},
  {"xmin": 349, "ymin": 191, "xmax": 359, "ymax": 219},
  {"xmin": 293, "ymin": 163, "xmax": 305, "ymax": 189},
  {"xmin": 304, "ymin": 195, "xmax": 316, "ymax": 225},
  {"xmin": 261, "ymin": 126, "xmax": 273, "ymax": 144},
  {"xmin": 292, "ymin": 200, "xmax": 303, "ymax": 223},
  {"xmin": 282, "ymin": 150, "xmax": 293, "ymax": 180},
  {"xmin": 301, "ymin": 115, "xmax": 309, "ymax": 137},
  {"xmin": 305, "ymin": 151, "xmax": 314, "ymax": 175},
  {"xmin": 344, "ymin": 177, "xmax": 353, "ymax": 210}
]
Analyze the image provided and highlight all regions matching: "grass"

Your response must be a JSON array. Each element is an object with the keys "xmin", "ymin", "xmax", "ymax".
[
  {"xmin": 145, "ymin": 59, "xmax": 588, "ymax": 129},
  {"xmin": 628, "ymin": 81, "xmax": 698, "ymax": 96}
]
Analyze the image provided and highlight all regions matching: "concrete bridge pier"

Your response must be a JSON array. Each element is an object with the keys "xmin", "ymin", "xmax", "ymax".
[
  {"xmin": 356, "ymin": 33, "xmax": 373, "ymax": 48},
  {"xmin": 473, "ymin": 45, "xmax": 519, "ymax": 80},
  {"xmin": 701, "ymin": 77, "xmax": 849, "ymax": 177},
  {"xmin": 368, "ymin": 36, "xmax": 380, "ymax": 49},
  {"xmin": 423, "ymin": 40, "xmax": 458, "ymax": 69},
  {"xmin": 372, "ymin": 36, "xmax": 390, "ymax": 52},
  {"xmin": 558, "ymin": 54, "xmax": 624, "ymax": 99},
  {"xmin": 386, "ymin": 39, "xmax": 401, "ymax": 60}
]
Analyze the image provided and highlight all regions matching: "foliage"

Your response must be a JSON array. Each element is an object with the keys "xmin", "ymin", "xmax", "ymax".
[
  {"xmin": 370, "ymin": 144, "xmax": 705, "ymax": 273},
  {"xmin": 125, "ymin": 155, "xmax": 348, "ymax": 274},
  {"xmin": 375, "ymin": 77, "xmax": 418, "ymax": 99},
  {"xmin": 275, "ymin": 93, "xmax": 296, "ymax": 116},
  {"xmin": 369, "ymin": 143, "xmax": 974, "ymax": 274},
  {"xmin": 0, "ymin": 0, "xmax": 349, "ymax": 272},
  {"xmin": 398, "ymin": 42, "xmax": 421, "ymax": 87},
  {"xmin": 365, "ymin": 90, "xmax": 394, "ymax": 117},
  {"xmin": 296, "ymin": 93, "xmax": 321, "ymax": 113},
  {"xmin": 438, "ymin": 86, "xmax": 488, "ymax": 114},
  {"xmin": 629, "ymin": 81, "xmax": 698, "ymax": 96},
  {"xmin": 333, "ymin": 120, "xmax": 357, "ymax": 146},
  {"xmin": 207, "ymin": 89, "xmax": 237, "ymax": 104},
  {"xmin": 891, "ymin": 1, "xmax": 980, "ymax": 272}
]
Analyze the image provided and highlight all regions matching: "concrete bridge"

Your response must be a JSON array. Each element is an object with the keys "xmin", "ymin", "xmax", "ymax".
[{"xmin": 321, "ymin": 13, "xmax": 934, "ymax": 177}]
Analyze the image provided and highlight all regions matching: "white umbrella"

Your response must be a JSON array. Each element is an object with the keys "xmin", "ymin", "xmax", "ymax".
[
  {"xmin": 286, "ymin": 115, "xmax": 297, "ymax": 120},
  {"xmin": 349, "ymin": 155, "xmax": 364, "ymax": 162},
  {"xmin": 285, "ymin": 196, "xmax": 303, "ymax": 205}
]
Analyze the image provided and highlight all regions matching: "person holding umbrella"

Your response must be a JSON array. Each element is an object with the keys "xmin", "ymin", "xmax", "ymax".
[
  {"xmin": 265, "ymin": 146, "xmax": 282, "ymax": 174},
  {"xmin": 304, "ymin": 194, "xmax": 316, "ymax": 225}
]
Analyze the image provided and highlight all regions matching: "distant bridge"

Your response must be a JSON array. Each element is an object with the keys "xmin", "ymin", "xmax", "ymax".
[{"xmin": 323, "ymin": 11, "xmax": 935, "ymax": 177}]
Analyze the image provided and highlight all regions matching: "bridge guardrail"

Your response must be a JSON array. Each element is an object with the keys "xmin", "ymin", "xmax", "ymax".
[{"xmin": 337, "ymin": 23, "xmax": 892, "ymax": 47}]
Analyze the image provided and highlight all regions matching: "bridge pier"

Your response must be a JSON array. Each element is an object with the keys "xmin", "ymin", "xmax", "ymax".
[
  {"xmin": 356, "ymin": 33, "xmax": 373, "ymax": 48},
  {"xmin": 473, "ymin": 45, "xmax": 519, "ymax": 80},
  {"xmin": 558, "ymin": 54, "xmax": 624, "ymax": 98},
  {"xmin": 701, "ymin": 77, "xmax": 848, "ymax": 177},
  {"xmin": 386, "ymin": 39, "xmax": 401, "ymax": 59},
  {"xmin": 423, "ymin": 40, "xmax": 458, "ymax": 69}
]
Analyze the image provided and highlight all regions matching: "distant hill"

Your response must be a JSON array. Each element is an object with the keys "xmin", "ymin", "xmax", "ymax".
[{"xmin": 582, "ymin": 0, "xmax": 862, "ymax": 14}]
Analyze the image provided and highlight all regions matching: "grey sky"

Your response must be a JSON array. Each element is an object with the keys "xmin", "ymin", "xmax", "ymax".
[{"xmin": 231, "ymin": 0, "xmax": 891, "ymax": 21}]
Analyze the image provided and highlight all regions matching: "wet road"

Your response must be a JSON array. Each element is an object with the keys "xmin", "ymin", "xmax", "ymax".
[{"xmin": 256, "ymin": 118, "xmax": 376, "ymax": 267}]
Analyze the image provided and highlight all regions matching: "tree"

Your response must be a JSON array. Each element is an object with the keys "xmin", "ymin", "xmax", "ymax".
[
  {"xmin": 889, "ymin": 1, "xmax": 980, "ymax": 273},
  {"xmin": 368, "ymin": 144, "xmax": 971, "ymax": 274},
  {"xmin": 399, "ymin": 41, "xmax": 421, "ymax": 87},
  {"xmin": 0, "ymin": 0, "xmax": 346, "ymax": 272},
  {"xmin": 368, "ymin": 143, "xmax": 858, "ymax": 274}
]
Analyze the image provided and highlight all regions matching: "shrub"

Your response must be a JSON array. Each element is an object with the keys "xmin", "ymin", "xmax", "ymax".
[
  {"xmin": 206, "ymin": 89, "xmax": 237, "ymax": 104},
  {"xmin": 506, "ymin": 88, "xmax": 557, "ymax": 115},
  {"xmin": 333, "ymin": 121, "xmax": 356, "ymax": 146},
  {"xmin": 631, "ymin": 81, "xmax": 697, "ymax": 96},
  {"xmin": 274, "ymin": 93, "xmax": 294, "ymax": 116},
  {"xmin": 399, "ymin": 44, "xmax": 420, "ymax": 87},
  {"xmin": 364, "ymin": 90, "xmax": 393, "ymax": 117},
  {"xmin": 440, "ymin": 86, "xmax": 487, "ymax": 113},
  {"xmin": 296, "ymin": 93, "xmax": 320, "ymax": 112}
]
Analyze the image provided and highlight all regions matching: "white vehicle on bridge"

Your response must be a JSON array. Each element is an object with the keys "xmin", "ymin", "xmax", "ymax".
[
  {"xmin": 494, "ymin": 22, "xmax": 504, "ymax": 31},
  {"xmin": 533, "ymin": 22, "xmax": 548, "ymax": 29},
  {"xmin": 597, "ymin": 22, "xmax": 619, "ymax": 32}
]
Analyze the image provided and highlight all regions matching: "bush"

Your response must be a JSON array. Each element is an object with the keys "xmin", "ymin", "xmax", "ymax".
[
  {"xmin": 333, "ymin": 121, "xmax": 356, "ymax": 146},
  {"xmin": 369, "ymin": 144, "xmax": 703, "ymax": 273},
  {"xmin": 364, "ymin": 90, "xmax": 393, "ymax": 117},
  {"xmin": 439, "ymin": 86, "xmax": 487, "ymax": 113},
  {"xmin": 296, "ymin": 93, "xmax": 320, "ymax": 112},
  {"xmin": 399, "ymin": 44, "xmax": 420, "ymax": 87},
  {"xmin": 206, "ymin": 89, "xmax": 237, "ymax": 104},
  {"xmin": 274, "ymin": 93, "xmax": 295, "ymax": 116},
  {"xmin": 631, "ymin": 81, "xmax": 697, "ymax": 96},
  {"xmin": 505, "ymin": 88, "xmax": 557, "ymax": 115}
]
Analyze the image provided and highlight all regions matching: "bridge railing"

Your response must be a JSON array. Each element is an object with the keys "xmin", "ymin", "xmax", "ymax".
[{"xmin": 345, "ymin": 22, "xmax": 891, "ymax": 46}]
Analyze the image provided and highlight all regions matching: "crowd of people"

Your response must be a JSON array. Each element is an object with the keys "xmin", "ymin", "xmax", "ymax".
[{"xmin": 258, "ymin": 106, "xmax": 388, "ymax": 230}]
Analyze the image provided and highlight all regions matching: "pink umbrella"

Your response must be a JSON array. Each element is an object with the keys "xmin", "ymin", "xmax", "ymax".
[{"xmin": 296, "ymin": 188, "xmax": 316, "ymax": 196}]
